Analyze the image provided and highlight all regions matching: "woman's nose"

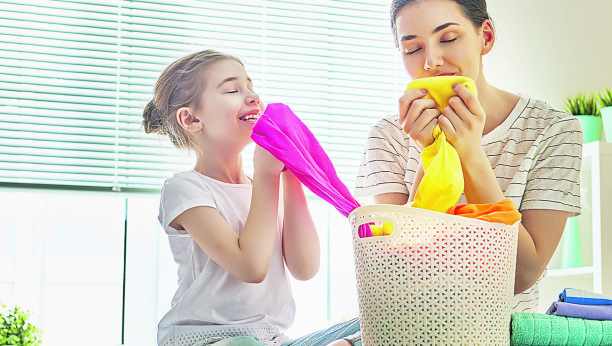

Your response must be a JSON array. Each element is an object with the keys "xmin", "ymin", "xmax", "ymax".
[{"xmin": 424, "ymin": 48, "xmax": 443, "ymax": 71}]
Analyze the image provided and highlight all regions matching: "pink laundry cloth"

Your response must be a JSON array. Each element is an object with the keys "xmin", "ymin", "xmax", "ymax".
[{"xmin": 251, "ymin": 103, "xmax": 371, "ymax": 237}]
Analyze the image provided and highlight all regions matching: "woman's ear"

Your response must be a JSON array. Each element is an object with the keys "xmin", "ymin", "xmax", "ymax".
[
  {"xmin": 176, "ymin": 107, "xmax": 202, "ymax": 133},
  {"xmin": 480, "ymin": 19, "xmax": 495, "ymax": 56}
]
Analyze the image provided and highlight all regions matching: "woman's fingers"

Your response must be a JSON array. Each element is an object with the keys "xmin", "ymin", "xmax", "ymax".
[
  {"xmin": 410, "ymin": 108, "xmax": 440, "ymax": 147},
  {"xmin": 451, "ymin": 83, "xmax": 485, "ymax": 121},
  {"xmin": 439, "ymin": 106, "xmax": 459, "ymax": 139},
  {"xmin": 400, "ymin": 97, "xmax": 438, "ymax": 131},
  {"xmin": 398, "ymin": 89, "xmax": 429, "ymax": 127}
]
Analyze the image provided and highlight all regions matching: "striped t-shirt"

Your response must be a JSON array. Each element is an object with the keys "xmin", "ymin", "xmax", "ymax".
[{"xmin": 354, "ymin": 93, "xmax": 582, "ymax": 312}]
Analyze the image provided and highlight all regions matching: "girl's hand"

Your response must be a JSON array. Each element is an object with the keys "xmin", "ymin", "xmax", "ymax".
[
  {"xmin": 398, "ymin": 88, "xmax": 442, "ymax": 151},
  {"xmin": 438, "ymin": 83, "xmax": 486, "ymax": 160},
  {"xmin": 254, "ymin": 145, "xmax": 284, "ymax": 175}
]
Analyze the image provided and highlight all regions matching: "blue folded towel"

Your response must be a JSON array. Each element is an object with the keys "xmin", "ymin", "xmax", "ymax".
[
  {"xmin": 547, "ymin": 301, "xmax": 612, "ymax": 321},
  {"xmin": 560, "ymin": 288, "xmax": 612, "ymax": 305}
]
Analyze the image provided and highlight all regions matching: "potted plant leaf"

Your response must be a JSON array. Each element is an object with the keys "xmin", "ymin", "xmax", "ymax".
[
  {"xmin": 564, "ymin": 91, "xmax": 602, "ymax": 143},
  {"xmin": 0, "ymin": 304, "xmax": 42, "ymax": 346},
  {"xmin": 599, "ymin": 86, "xmax": 612, "ymax": 142}
]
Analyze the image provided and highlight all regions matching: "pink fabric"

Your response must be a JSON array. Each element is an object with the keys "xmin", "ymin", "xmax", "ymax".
[{"xmin": 251, "ymin": 103, "xmax": 370, "ymax": 237}]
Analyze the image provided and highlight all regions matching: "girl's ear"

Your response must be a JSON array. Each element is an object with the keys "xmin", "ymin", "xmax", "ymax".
[
  {"xmin": 176, "ymin": 107, "xmax": 202, "ymax": 133},
  {"xmin": 480, "ymin": 19, "xmax": 495, "ymax": 56}
]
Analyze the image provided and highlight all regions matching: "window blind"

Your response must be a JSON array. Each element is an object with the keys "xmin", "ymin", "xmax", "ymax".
[{"xmin": 0, "ymin": 0, "xmax": 407, "ymax": 191}]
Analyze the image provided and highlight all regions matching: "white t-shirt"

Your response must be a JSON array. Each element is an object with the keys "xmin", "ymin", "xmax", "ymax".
[
  {"xmin": 157, "ymin": 171, "xmax": 295, "ymax": 346},
  {"xmin": 355, "ymin": 93, "xmax": 582, "ymax": 312}
]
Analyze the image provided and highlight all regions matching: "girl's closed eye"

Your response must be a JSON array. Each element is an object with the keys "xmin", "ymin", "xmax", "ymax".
[{"xmin": 441, "ymin": 37, "xmax": 458, "ymax": 43}]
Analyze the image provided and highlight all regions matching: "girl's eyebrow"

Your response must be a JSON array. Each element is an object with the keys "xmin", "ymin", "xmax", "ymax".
[
  {"xmin": 217, "ymin": 76, "xmax": 252, "ymax": 88},
  {"xmin": 400, "ymin": 22, "xmax": 460, "ymax": 42}
]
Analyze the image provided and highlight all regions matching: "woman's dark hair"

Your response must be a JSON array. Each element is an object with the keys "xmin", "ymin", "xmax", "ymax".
[
  {"xmin": 142, "ymin": 49, "xmax": 242, "ymax": 151},
  {"xmin": 390, "ymin": 0, "xmax": 491, "ymax": 47}
]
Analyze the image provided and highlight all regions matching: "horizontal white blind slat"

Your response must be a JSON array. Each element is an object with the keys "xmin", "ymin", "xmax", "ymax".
[{"xmin": 1, "ymin": 0, "xmax": 406, "ymax": 191}]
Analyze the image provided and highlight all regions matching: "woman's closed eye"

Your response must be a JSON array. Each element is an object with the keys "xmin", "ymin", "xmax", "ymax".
[
  {"xmin": 405, "ymin": 47, "xmax": 421, "ymax": 55},
  {"xmin": 441, "ymin": 37, "xmax": 458, "ymax": 43}
]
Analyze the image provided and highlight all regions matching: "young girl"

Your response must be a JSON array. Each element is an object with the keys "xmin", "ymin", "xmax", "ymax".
[
  {"xmin": 342, "ymin": 0, "xmax": 583, "ymax": 344},
  {"xmin": 143, "ymin": 50, "xmax": 359, "ymax": 346}
]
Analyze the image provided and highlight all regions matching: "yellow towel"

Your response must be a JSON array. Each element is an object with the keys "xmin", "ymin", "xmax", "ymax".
[{"xmin": 405, "ymin": 76, "xmax": 477, "ymax": 213}]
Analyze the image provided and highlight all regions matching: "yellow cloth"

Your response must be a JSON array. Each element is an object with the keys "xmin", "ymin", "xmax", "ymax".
[
  {"xmin": 405, "ymin": 76, "xmax": 477, "ymax": 213},
  {"xmin": 405, "ymin": 76, "xmax": 477, "ymax": 112},
  {"xmin": 369, "ymin": 222, "xmax": 393, "ymax": 236}
]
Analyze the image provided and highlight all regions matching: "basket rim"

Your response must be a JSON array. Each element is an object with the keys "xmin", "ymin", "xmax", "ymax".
[{"xmin": 349, "ymin": 204, "xmax": 520, "ymax": 229}]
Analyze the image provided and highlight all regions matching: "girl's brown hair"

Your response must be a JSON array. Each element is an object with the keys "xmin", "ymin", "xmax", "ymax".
[{"xmin": 142, "ymin": 49, "xmax": 242, "ymax": 151}]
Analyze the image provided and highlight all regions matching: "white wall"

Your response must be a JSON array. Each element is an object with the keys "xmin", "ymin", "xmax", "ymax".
[{"xmin": 484, "ymin": 0, "xmax": 612, "ymax": 110}]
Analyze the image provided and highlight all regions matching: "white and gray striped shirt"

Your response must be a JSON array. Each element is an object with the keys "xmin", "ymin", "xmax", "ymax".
[{"xmin": 354, "ymin": 93, "xmax": 582, "ymax": 312}]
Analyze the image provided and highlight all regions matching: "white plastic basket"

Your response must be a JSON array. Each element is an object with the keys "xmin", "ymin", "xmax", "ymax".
[{"xmin": 349, "ymin": 204, "xmax": 519, "ymax": 346}]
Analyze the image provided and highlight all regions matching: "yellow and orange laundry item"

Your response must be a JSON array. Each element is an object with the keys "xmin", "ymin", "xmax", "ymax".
[
  {"xmin": 447, "ymin": 198, "xmax": 522, "ymax": 225},
  {"xmin": 369, "ymin": 222, "xmax": 393, "ymax": 236},
  {"xmin": 406, "ymin": 76, "xmax": 477, "ymax": 213}
]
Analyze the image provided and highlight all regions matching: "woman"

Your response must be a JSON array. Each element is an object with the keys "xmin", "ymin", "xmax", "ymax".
[{"xmin": 337, "ymin": 0, "xmax": 582, "ymax": 344}]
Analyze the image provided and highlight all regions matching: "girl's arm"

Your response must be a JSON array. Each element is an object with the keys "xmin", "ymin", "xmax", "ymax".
[
  {"xmin": 171, "ymin": 146, "xmax": 285, "ymax": 283},
  {"xmin": 443, "ymin": 84, "xmax": 568, "ymax": 294},
  {"xmin": 281, "ymin": 171, "xmax": 320, "ymax": 281}
]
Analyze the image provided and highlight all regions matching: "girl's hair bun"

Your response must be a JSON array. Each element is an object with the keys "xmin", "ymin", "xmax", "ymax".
[{"xmin": 142, "ymin": 99, "xmax": 166, "ymax": 135}]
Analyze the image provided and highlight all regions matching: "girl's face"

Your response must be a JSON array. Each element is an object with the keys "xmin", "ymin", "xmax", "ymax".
[
  {"xmin": 395, "ymin": 0, "xmax": 492, "ymax": 81},
  {"xmin": 198, "ymin": 59, "xmax": 263, "ymax": 145}
]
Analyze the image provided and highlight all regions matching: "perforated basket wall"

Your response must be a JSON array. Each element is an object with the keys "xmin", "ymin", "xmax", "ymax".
[{"xmin": 349, "ymin": 205, "xmax": 519, "ymax": 346}]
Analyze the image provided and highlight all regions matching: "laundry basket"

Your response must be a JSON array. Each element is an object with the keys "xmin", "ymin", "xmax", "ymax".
[{"xmin": 349, "ymin": 204, "xmax": 519, "ymax": 346}]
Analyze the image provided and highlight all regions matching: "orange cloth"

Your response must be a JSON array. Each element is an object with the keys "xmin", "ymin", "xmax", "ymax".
[{"xmin": 446, "ymin": 199, "xmax": 521, "ymax": 225}]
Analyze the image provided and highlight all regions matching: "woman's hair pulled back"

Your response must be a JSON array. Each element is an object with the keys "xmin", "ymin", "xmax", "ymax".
[
  {"xmin": 390, "ymin": 0, "xmax": 491, "ymax": 47},
  {"xmin": 142, "ymin": 49, "xmax": 242, "ymax": 150}
]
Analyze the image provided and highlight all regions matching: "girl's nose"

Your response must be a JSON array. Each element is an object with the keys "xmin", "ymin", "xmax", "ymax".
[{"xmin": 246, "ymin": 91, "xmax": 260, "ymax": 105}]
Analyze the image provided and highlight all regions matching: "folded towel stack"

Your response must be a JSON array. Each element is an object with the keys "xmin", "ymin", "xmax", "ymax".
[
  {"xmin": 511, "ymin": 313, "xmax": 612, "ymax": 346},
  {"xmin": 560, "ymin": 288, "xmax": 612, "ymax": 306},
  {"xmin": 547, "ymin": 289, "xmax": 612, "ymax": 321}
]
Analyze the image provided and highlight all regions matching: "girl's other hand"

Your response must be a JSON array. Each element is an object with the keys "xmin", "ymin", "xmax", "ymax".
[
  {"xmin": 398, "ymin": 88, "xmax": 442, "ymax": 151},
  {"xmin": 438, "ymin": 83, "xmax": 486, "ymax": 161},
  {"xmin": 254, "ymin": 145, "xmax": 284, "ymax": 175}
]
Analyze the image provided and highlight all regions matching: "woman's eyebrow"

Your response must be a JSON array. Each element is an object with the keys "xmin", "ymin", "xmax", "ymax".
[
  {"xmin": 400, "ymin": 22, "xmax": 460, "ymax": 42},
  {"xmin": 433, "ymin": 22, "xmax": 459, "ymax": 34}
]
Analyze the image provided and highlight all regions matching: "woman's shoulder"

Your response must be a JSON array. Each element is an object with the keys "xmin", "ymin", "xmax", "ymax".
[
  {"xmin": 368, "ymin": 114, "xmax": 409, "ymax": 140},
  {"xmin": 504, "ymin": 94, "xmax": 580, "ymax": 134},
  {"xmin": 370, "ymin": 114, "xmax": 402, "ymax": 132},
  {"xmin": 520, "ymin": 96, "xmax": 577, "ymax": 125}
]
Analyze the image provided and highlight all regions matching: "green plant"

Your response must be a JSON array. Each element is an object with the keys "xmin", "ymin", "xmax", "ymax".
[
  {"xmin": 598, "ymin": 86, "xmax": 612, "ymax": 108},
  {"xmin": 0, "ymin": 304, "xmax": 42, "ymax": 346},
  {"xmin": 564, "ymin": 91, "xmax": 600, "ymax": 116}
]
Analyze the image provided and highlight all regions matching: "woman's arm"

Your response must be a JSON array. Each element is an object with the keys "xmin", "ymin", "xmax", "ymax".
[
  {"xmin": 281, "ymin": 171, "xmax": 320, "ymax": 281},
  {"xmin": 372, "ymin": 162, "xmax": 422, "ymax": 205},
  {"xmin": 444, "ymin": 84, "xmax": 569, "ymax": 294},
  {"xmin": 460, "ymin": 150, "xmax": 567, "ymax": 294},
  {"xmin": 171, "ymin": 146, "xmax": 284, "ymax": 284}
]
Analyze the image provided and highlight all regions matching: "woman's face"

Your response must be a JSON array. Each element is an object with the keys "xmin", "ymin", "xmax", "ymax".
[{"xmin": 395, "ymin": 0, "xmax": 492, "ymax": 81}]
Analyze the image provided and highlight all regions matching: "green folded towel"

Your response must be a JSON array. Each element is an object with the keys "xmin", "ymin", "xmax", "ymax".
[{"xmin": 511, "ymin": 312, "xmax": 612, "ymax": 345}]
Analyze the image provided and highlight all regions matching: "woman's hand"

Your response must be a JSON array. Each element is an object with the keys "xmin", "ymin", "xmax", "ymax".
[
  {"xmin": 398, "ymin": 88, "xmax": 442, "ymax": 151},
  {"xmin": 438, "ymin": 83, "xmax": 486, "ymax": 160}
]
